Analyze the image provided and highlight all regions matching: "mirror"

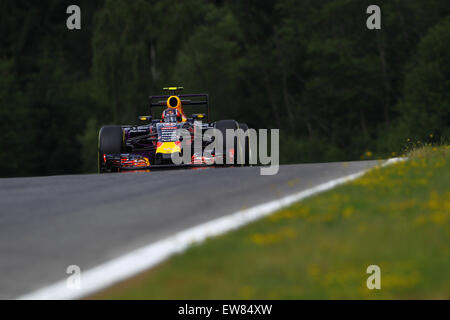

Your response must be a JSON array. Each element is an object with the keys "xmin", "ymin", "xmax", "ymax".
[
  {"xmin": 192, "ymin": 113, "xmax": 206, "ymax": 120},
  {"xmin": 139, "ymin": 115, "xmax": 152, "ymax": 121}
]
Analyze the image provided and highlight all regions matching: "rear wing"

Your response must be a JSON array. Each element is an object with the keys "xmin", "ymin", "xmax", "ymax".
[{"xmin": 149, "ymin": 94, "xmax": 210, "ymax": 122}]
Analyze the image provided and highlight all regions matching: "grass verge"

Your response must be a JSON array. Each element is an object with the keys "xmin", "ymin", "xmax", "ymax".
[{"xmin": 95, "ymin": 146, "xmax": 450, "ymax": 299}]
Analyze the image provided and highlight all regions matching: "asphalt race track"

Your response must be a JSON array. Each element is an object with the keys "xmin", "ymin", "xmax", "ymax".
[{"xmin": 0, "ymin": 161, "xmax": 379, "ymax": 299}]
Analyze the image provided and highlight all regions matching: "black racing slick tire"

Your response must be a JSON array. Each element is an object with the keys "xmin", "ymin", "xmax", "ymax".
[
  {"xmin": 214, "ymin": 120, "xmax": 238, "ymax": 166},
  {"xmin": 98, "ymin": 125, "xmax": 123, "ymax": 173}
]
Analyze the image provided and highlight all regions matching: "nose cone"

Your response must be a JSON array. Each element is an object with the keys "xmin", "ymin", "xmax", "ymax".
[{"xmin": 156, "ymin": 142, "xmax": 182, "ymax": 154}]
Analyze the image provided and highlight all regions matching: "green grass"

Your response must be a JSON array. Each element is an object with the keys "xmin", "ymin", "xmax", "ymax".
[{"xmin": 96, "ymin": 146, "xmax": 450, "ymax": 299}]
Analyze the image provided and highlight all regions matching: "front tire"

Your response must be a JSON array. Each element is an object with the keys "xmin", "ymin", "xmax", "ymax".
[
  {"xmin": 239, "ymin": 123, "xmax": 250, "ymax": 165},
  {"xmin": 214, "ymin": 120, "xmax": 239, "ymax": 165},
  {"xmin": 98, "ymin": 125, "xmax": 123, "ymax": 173}
]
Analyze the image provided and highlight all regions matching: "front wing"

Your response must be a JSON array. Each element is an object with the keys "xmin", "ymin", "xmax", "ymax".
[{"xmin": 101, "ymin": 153, "xmax": 224, "ymax": 171}]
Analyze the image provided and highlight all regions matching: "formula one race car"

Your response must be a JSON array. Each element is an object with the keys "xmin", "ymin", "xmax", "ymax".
[{"xmin": 98, "ymin": 87, "xmax": 250, "ymax": 173}]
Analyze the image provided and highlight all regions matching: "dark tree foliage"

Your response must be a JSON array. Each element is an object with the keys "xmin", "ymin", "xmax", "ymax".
[{"xmin": 0, "ymin": 0, "xmax": 449, "ymax": 177}]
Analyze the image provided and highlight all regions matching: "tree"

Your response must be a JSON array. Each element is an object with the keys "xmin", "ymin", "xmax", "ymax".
[
  {"xmin": 398, "ymin": 15, "xmax": 450, "ymax": 140},
  {"xmin": 0, "ymin": 59, "xmax": 29, "ymax": 176}
]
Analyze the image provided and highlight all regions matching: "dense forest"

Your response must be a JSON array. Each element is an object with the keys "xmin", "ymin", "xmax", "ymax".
[{"xmin": 0, "ymin": 0, "xmax": 449, "ymax": 177}]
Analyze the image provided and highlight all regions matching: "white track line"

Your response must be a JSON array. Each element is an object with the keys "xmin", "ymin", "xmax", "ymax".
[{"xmin": 18, "ymin": 158, "xmax": 404, "ymax": 300}]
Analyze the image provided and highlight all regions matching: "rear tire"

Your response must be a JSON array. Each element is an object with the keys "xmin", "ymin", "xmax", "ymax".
[{"xmin": 98, "ymin": 126, "xmax": 123, "ymax": 173}]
